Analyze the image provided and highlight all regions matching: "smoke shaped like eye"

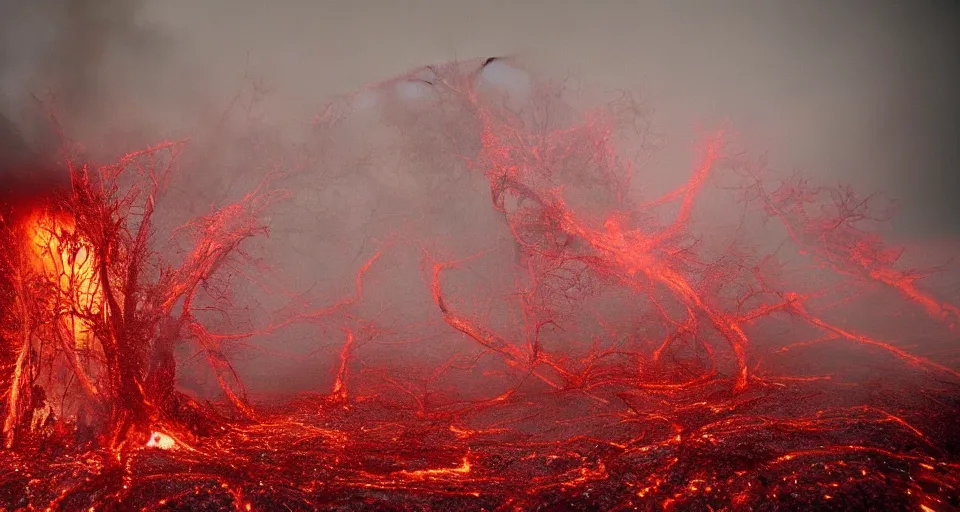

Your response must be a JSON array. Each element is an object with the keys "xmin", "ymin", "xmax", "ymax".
[
  {"xmin": 477, "ymin": 59, "xmax": 532, "ymax": 104},
  {"xmin": 395, "ymin": 80, "xmax": 437, "ymax": 105}
]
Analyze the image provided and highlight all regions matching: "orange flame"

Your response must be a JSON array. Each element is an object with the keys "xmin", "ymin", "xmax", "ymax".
[{"xmin": 24, "ymin": 209, "xmax": 101, "ymax": 349}]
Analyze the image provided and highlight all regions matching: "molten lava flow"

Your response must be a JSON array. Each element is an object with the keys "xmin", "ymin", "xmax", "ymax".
[{"xmin": 24, "ymin": 209, "xmax": 102, "ymax": 350}]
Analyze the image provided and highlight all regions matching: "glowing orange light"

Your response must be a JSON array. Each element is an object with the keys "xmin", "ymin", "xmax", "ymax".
[{"xmin": 24, "ymin": 209, "xmax": 102, "ymax": 349}]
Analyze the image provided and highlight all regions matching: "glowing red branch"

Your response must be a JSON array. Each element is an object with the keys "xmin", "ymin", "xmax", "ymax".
[
  {"xmin": 785, "ymin": 293, "xmax": 960, "ymax": 380},
  {"xmin": 297, "ymin": 248, "xmax": 384, "ymax": 323},
  {"xmin": 430, "ymin": 259, "xmax": 563, "ymax": 391},
  {"xmin": 648, "ymin": 134, "xmax": 724, "ymax": 247},
  {"xmin": 330, "ymin": 329, "xmax": 355, "ymax": 403},
  {"xmin": 466, "ymin": 93, "xmax": 755, "ymax": 390},
  {"xmin": 748, "ymin": 173, "xmax": 960, "ymax": 328},
  {"xmin": 187, "ymin": 321, "xmax": 257, "ymax": 421}
]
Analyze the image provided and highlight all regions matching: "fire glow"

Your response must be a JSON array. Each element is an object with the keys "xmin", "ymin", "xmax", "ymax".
[
  {"xmin": 24, "ymin": 209, "xmax": 101, "ymax": 350},
  {"xmin": 0, "ymin": 59, "xmax": 958, "ymax": 510}
]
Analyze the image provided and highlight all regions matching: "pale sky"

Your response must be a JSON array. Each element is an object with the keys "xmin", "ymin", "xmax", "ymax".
[{"xmin": 2, "ymin": 0, "xmax": 958, "ymax": 235}]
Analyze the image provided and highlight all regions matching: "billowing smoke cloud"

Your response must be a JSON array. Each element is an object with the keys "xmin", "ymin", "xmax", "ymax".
[
  {"xmin": 2, "ymin": 2, "xmax": 958, "ymax": 395},
  {"xmin": 2, "ymin": 1, "xmax": 957, "ymax": 235},
  {"xmin": 0, "ymin": 0, "xmax": 151, "ymax": 207}
]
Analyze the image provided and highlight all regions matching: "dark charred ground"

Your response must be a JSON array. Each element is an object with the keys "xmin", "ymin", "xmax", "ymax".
[{"xmin": 1, "ymin": 376, "xmax": 957, "ymax": 512}]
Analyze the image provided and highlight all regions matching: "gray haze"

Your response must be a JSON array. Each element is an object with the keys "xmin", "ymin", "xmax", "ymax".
[
  {"xmin": 3, "ymin": 0, "xmax": 958, "ymax": 235},
  {"xmin": 2, "ymin": 1, "xmax": 958, "ymax": 395}
]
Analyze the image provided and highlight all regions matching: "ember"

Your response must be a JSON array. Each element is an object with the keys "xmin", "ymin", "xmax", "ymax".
[
  {"xmin": 1, "ymin": 58, "xmax": 958, "ymax": 511},
  {"xmin": 145, "ymin": 432, "xmax": 176, "ymax": 451}
]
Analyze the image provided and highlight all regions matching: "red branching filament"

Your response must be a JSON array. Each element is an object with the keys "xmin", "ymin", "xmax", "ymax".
[{"xmin": 1, "ymin": 59, "xmax": 958, "ymax": 510}]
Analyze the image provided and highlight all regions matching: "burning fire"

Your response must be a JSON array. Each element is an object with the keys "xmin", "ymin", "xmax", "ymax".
[{"xmin": 23, "ymin": 209, "xmax": 101, "ymax": 349}]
